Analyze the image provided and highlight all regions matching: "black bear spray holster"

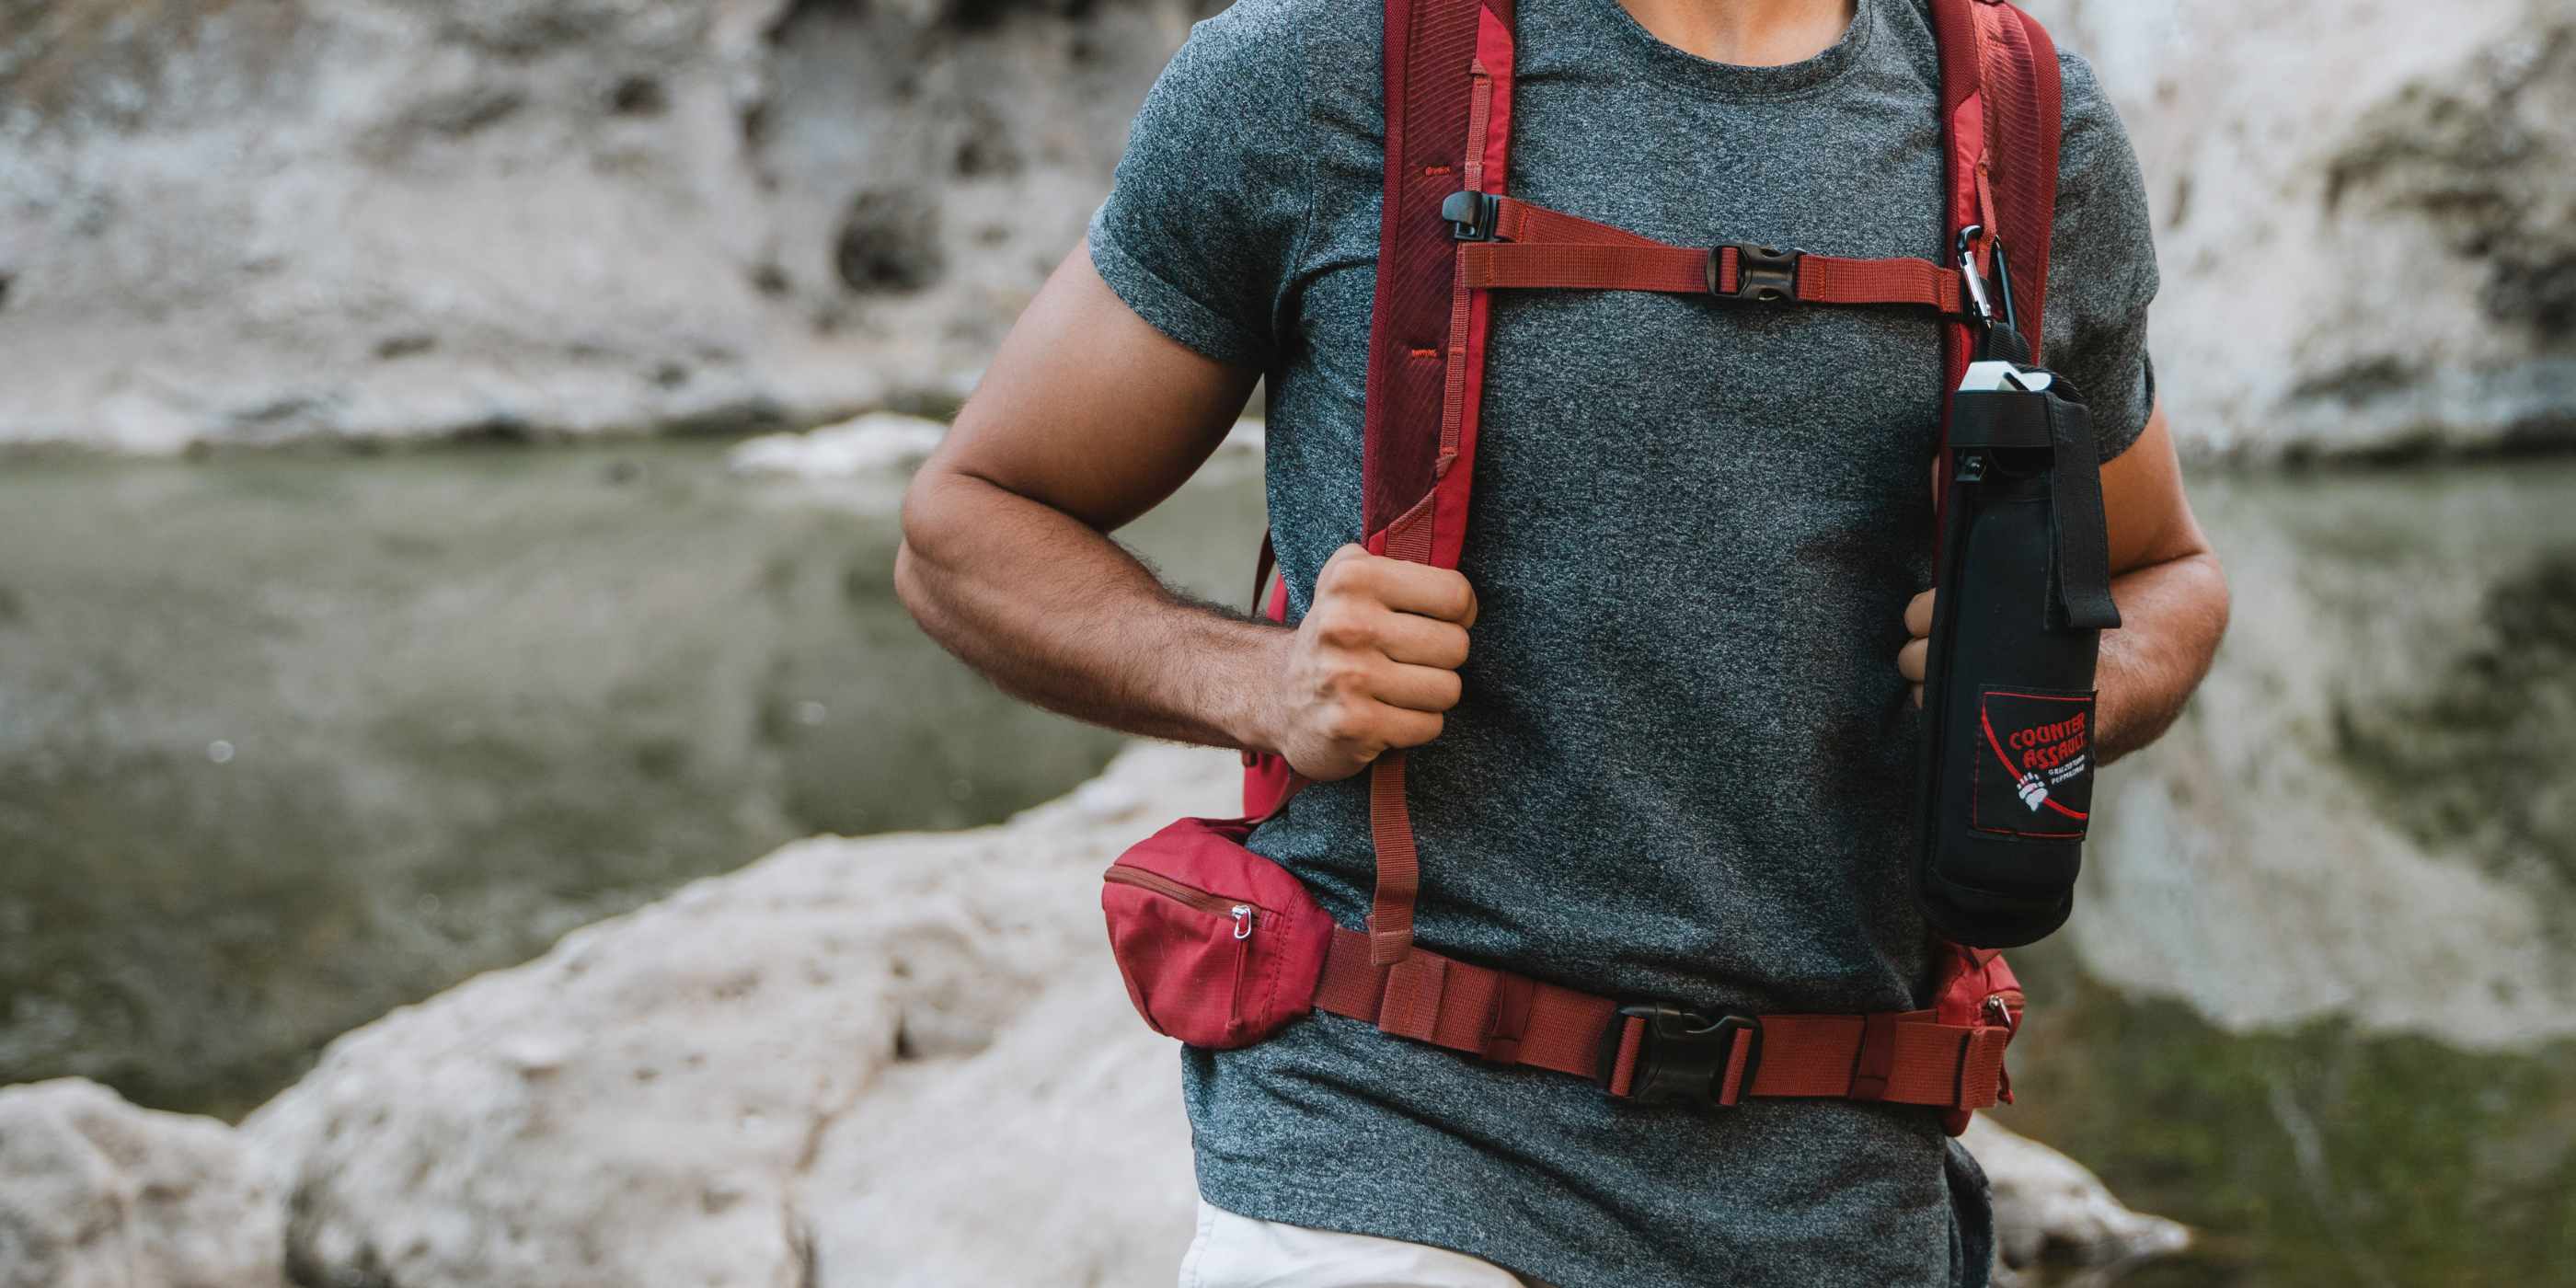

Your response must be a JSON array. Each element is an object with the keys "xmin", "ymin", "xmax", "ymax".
[{"xmin": 1915, "ymin": 351, "xmax": 2122, "ymax": 949}]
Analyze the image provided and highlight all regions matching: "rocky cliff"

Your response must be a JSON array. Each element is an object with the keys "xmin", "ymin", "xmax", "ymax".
[
  {"xmin": 2026, "ymin": 0, "xmax": 2575, "ymax": 460},
  {"xmin": 2, "ymin": 0, "xmax": 2567, "ymax": 457},
  {"xmin": 0, "ymin": 0, "xmax": 1203, "ymax": 451},
  {"xmin": 0, "ymin": 744, "xmax": 2187, "ymax": 1287}
]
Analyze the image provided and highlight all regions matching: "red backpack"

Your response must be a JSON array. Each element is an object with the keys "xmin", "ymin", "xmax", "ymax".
[{"xmin": 1105, "ymin": 0, "xmax": 2059, "ymax": 1133}]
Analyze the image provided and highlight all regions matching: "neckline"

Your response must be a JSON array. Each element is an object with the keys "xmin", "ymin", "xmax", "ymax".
[{"xmin": 1586, "ymin": 0, "xmax": 1876, "ymax": 100}]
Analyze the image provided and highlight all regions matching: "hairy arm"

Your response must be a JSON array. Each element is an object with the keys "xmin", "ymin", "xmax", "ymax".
[
  {"xmin": 1900, "ymin": 399, "xmax": 2229, "ymax": 765},
  {"xmin": 2084, "ymin": 402, "xmax": 2229, "ymax": 763},
  {"xmin": 896, "ymin": 246, "xmax": 1271, "ymax": 747},
  {"xmin": 895, "ymin": 246, "xmax": 1474, "ymax": 780}
]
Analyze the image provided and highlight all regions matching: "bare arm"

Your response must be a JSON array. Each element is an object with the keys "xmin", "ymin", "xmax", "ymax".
[
  {"xmin": 1899, "ymin": 400, "xmax": 2229, "ymax": 765},
  {"xmin": 2083, "ymin": 403, "xmax": 2230, "ymax": 763},
  {"xmin": 895, "ymin": 245, "xmax": 1476, "ymax": 780}
]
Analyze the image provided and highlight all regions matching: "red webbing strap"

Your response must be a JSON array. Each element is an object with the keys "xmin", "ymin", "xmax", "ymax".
[
  {"xmin": 1489, "ymin": 197, "xmax": 1666, "ymax": 248},
  {"xmin": 1358, "ymin": 0, "xmax": 1515, "ymax": 966},
  {"xmin": 1456, "ymin": 197, "xmax": 1972, "ymax": 314},
  {"xmin": 1794, "ymin": 254, "xmax": 1969, "ymax": 314},
  {"xmin": 1313, "ymin": 928, "xmax": 2011, "ymax": 1110},
  {"xmin": 1460, "ymin": 241, "xmax": 1708, "ymax": 293}
]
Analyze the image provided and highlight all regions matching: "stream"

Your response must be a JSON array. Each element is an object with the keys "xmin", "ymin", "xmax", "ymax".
[{"xmin": 2, "ymin": 440, "xmax": 2570, "ymax": 1284}]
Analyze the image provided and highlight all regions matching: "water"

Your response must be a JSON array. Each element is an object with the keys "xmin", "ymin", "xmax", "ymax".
[
  {"xmin": 3, "ymin": 442, "xmax": 2571, "ymax": 1283},
  {"xmin": 1993, "ymin": 460, "xmax": 2576, "ymax": 1286},
  {"xmin": 0, "ymin": 438, "xmax": 1266, "ymax": 1115}
]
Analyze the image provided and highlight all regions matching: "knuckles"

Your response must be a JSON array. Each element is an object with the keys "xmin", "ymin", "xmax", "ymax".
[
  {"xmin": 1318, "ymin": 702, "xmax": 1376, "ymax": 747},
  {"xmin": 1309, "ymin": 604, "xmax": 1374, "ymax": 651},
  {"xmin": 1316, "ymin": 544, "xmax": 1373, "ymax": 594}
]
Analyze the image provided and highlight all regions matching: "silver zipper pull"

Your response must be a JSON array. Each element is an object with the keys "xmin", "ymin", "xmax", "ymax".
[
  {"xmin": 1984, "ymin": 994, "xmax": 2015, "ymax": 1029},
  {"xmin": 1231, "ymin": 904, "xmax": 1255, "ymax": 940}
]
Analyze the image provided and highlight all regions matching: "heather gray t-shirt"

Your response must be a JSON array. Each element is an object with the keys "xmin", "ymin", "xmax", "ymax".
[{"xmin": 1087, "ymin": 0, "xmax": 2158, "ymax": 1282}]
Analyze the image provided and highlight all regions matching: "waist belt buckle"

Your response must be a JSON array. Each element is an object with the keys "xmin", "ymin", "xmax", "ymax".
[{"xmin": 1596, "ymin": 1003, "xmax": 1765, "ymax": 1108}]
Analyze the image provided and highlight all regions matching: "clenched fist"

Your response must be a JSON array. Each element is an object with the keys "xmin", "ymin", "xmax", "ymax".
[{"xmin": 1255, "ymin": 544, "xmax": 1478, "ymax": 782}]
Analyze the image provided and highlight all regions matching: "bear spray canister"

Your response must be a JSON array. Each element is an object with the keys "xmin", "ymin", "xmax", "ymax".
[{"xmin": 1915, "ymin": 359, "xmax": 2122, "ymax": 949}]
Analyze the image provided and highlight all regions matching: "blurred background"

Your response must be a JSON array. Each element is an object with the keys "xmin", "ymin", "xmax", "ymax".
[{"xmin": 1, "ymin": 0, "xmax": 2570, "ymax": 1284}]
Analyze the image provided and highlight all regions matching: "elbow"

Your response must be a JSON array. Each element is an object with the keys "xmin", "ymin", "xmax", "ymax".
[
  {"xmin": 892, "ymin": 538, "xmax": 931, "ymax": 628},
  {"xmin": 893, "ymin": 466, "xmax": 954, "ymax": 630},
  {"xmin": 2188, "ymin": 547, "xmax": 2232, "ymax": 659}
]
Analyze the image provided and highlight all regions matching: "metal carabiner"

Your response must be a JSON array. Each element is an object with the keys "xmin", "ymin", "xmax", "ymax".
[{"xmin": 1955, "ymin": 224, "xmax": 2018, "ymax": 336}]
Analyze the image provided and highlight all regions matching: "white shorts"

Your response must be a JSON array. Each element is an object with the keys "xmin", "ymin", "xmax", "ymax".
[{"xmin": 1178, "ymin": 1200, "xmax": 1557, "ymax": 1288}]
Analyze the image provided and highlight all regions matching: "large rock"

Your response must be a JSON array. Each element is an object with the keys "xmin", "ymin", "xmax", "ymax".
[
  {"xmin": 0, "ymin": 1078, "xmax": 286, "ymax": 1288},
  {"xmin": 5, "ymin": 0, "xmax": 2567, "ymax": 459},
  {"xmin": 236, "ymin": 745, "xmax": 1236, "ymax": 1288},
  {"xmin": 0, "ymin": 0, "xmax": 1204, "ymax": 452},
  {"xmin": 1963, "ymin": 1115, "xmax": 2190, "ymax": 1288},
  {"xmin": 201, "ymin": 743, "xmax": 2186, "ymax": 1287},
  {"xmin": 2023, "ymin": 0, "xmax": 2575, "ymax": 460}
]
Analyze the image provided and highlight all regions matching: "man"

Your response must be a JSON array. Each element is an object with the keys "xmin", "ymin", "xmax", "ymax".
[{"xmin": 896, "ymin": 0, "xmax": 2228, "ymax": 1282}]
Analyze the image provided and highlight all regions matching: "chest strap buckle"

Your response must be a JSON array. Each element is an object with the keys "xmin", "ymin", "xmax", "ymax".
[
  {"xmin": 1441, "ymin": 190, "xmax": 1501, "ymax": 242},
  {"xmin": 1711, "ymin": 245, "xmax": 1800, "ymax": 303}
]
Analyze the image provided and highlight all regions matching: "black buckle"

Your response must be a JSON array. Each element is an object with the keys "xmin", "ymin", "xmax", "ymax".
[
  {"xmin": 1596, "ymin": 1003, "xmax": 1765, "ymax": 1107},
  {"xmin": 1710, "ymin": 245, "xmax": 1800, "ymax": 302},
  {"xmin": 1442, "ymin": 190, "xmax": 1500, "ymax": 242}
]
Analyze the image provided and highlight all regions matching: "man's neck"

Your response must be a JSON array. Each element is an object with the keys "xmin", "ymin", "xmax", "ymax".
[{"xmin": 1616, "ymin": 0, "xmax": 1859, "ymax": 66}]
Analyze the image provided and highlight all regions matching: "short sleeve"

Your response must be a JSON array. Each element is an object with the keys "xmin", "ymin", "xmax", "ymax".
[
  {"xmin": 1087, "ymin": 0, "xmax": 1315, "ymax": 371},
  {"xmin": 2041, "ymin": 51, "xmax": 2162, "ymax": 464}
]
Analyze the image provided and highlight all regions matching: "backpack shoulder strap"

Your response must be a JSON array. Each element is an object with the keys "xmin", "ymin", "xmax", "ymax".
[
  {"xmin": 1931, "ymin": 0, "xmax": 2064, "ymax": 364},
  {"xmin": 1357, "ymin": 0, "xmax": 1515, "ymax": 964},
  {"xmin": 1363, "ymin": 0, "xmax": 1512, "ymax": 552}
]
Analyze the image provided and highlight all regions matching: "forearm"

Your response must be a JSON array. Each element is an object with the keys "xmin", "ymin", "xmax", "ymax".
[
  {"xmin": 2095, "ymin": 549, "xmax": 2229, "ymax": 765},
  {"xmin": 895, "ymin": 466, "xmax": 1285, "ymax": 752}
]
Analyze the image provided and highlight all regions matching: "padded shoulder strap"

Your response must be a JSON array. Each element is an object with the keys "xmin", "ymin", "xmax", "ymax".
[
  {"xmin": 1362, "ymin": 0, "xmax": 1512, "ymax": 552},
  {"xmin": 1931, "ymin": 0, "xmax": 2063, "ymax": 362},
  {"xmin": 1357, "ymin": 0, "xmax": 1515, "ymax": 964}
]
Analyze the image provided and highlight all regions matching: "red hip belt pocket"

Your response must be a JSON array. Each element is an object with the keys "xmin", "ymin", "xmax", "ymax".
[
  {"xmin": 1099, "ymin": 816, "xmax": 1334, "ymax": 1049},
  {"xmin": 1972, "ymin": 686, "xmax": 2096, "ymax": 840}
]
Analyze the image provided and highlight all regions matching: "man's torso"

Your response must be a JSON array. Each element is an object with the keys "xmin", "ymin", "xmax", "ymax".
[{"xmin": 1084, "ymin": 0, "xmax": 2153, "ymax": 1281}]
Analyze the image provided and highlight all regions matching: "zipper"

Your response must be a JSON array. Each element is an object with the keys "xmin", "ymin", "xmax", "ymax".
[
  {"xmin": 1984, "ymin": 987, "xmax": 2025, "ymax": 1105},
  {"xmin": 1983, "ymin": 990, "xmax": 2023, "ymax": 1030},
  {"xmin": 1103, "ymin": 866, "xmax": 1259, "ymax": 937}
]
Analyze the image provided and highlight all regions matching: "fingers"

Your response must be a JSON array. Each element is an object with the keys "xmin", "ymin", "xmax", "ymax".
[
  {"xmin": 1278, "ymin": 545, "xmax": 1474, "ymax": 781},
  {"xmin": 1896, "ymin": 635, "xmax": 1929, "ymax": 685},
  {"xmin": 1317, "ymin": 698, "xmax": 1444, "ymax": 765},
  {"xmin": 1374, "ymin": 705, "xmax": 1446, "ymax": 751},
  {"xmin": 1901, "ymin": 589, "xmax": 1934, "ymax": 706},
  {"xmin": 1320, "ymin": 544, "xmax": 1478, "ymax": 625},
  {"xmin": 1374, "ymin": 661, "xmax": 1465, "ymax": 714},
  {"xmin": 1903, "ymin": 588, "xmax": 1936, "ymax": 638},
  {"xmin": 1375, "ymin": 612, "xmax": 1472, "ymax": 670}
]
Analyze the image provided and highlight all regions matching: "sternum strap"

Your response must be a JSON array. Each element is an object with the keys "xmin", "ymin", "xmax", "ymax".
[{"xmin": 1455, "ymin": 196, "xmax": 1973, "ymax": 315}]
